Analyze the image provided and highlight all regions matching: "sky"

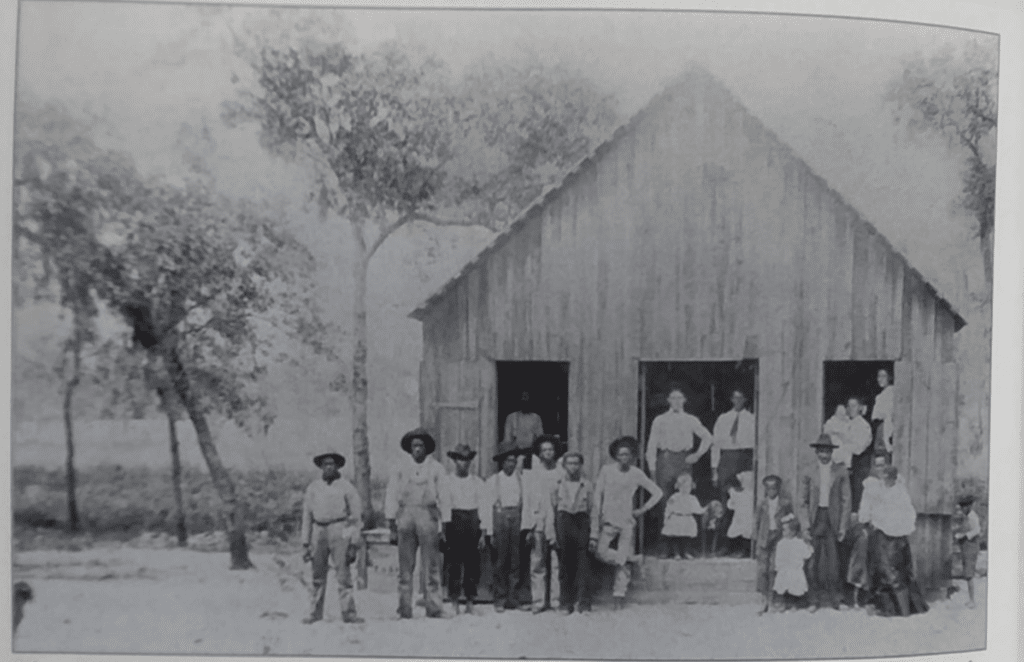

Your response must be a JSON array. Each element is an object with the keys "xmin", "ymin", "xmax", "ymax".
[{"xmin": 15, "ymin": 2, "xmax": 996, "ymax": 310}]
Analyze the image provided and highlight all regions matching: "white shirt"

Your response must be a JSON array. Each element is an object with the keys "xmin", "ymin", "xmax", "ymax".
[
  {"xmin": 872, "ymin": 386, "xmax": 894, "ymax": 422},
  {"xmin": 711, "ymin": 409, "xmax": 756, "ymax": 468},
  {"xmin": 955, "ymin": 511, "xmax": 982, "ymax": 541},
  {"xmin": 523, "ymin": 462, "xmax": 566, "ymax": 532},
  {"xmin": 823, "ymin": 414, "xmax": 853, "ymax": 467},
  {"xmin": 836, "ymin": 415, "xmax": 873, "ymax": 460},
  {"xmin": 870, "ymin": 482, "xmax": 917, "ymax": 537},
  {"xmin": 818, "ymin": 461, "xmax": 832, "ymax": 508},
  {"xmin": 767, "ymin": 496, "xmax": 780, "ymax": 531},
  {"xmin": 445, "ymin": 473, "xmax": 493, "ymax": 534},
  {"xmin": 493, "ymin": 471, "xmax": 522, "ymax": 509},
  {"xmin": 646, "ymin": 410, "xmax": 713, "ymax": 469}
]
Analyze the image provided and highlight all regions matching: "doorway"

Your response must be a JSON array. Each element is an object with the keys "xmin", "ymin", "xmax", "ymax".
[
  {"xmin": 496, "ymin": 362, "xmax": 570, "ymax": 467},
  {"xmin": 638, "ymin": 360, "xmax": 759, "ymax": 553}
]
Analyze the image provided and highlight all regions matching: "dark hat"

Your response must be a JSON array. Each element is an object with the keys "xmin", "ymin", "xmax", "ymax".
[
  {"xmin": 957, "ymin": 495, "xmax": 976, "ymax": 507},
  {"xmin": 400, "ymin": 428, "xmax": 437, "ymax": 455},
  {"xmin": 493, "ymin": 441, "xmax": 522, "ymax": 462},
  {"xmin": 447, "ymin": 443, "xmax": 478, "ymax": 461},
  {"xmin": 313, "ymin": 452, "xmax": 346, "ymax": 468},
  {"xmin": 532, "ymin": 434, "xmax": 567, "ymax": 459},
  {"xmin": 810, "ymin": 433, "xmax": 839, "ymax": 450},
  {"xmin": 609, "ymin": 435, "xmax": 640, "ymax": 459}
]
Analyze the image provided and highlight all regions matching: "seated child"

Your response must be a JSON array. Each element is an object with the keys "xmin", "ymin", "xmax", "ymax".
[
  {"xmin": 661, "ymin": 472, "xmax": 705, "ymax": 559},
  {"xmin": 772, "ymin": 514, "xmax": 813, "ymax": 611},
  {"xmin": 702, "ymin": 499, "xmax": 726, "ymax": 557},
  {"xmin": 953, "ymin": 495, "xmax": 982, "ymax": 609},
  {"xmin": 725, "ymin": 471, "xmax": 755, "ymax": 558}
]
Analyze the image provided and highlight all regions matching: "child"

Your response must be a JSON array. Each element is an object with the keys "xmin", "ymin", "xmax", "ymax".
[
  {"xmin": 660, "ymin": 472, "xmax": 705, "ymax": 559},
  {"xmin": 702, "ymin": 500, "xmax": 726, "ymax": 557},
  {"xmin": 590, "ymin": 436, "xmax": 664, "ymax": 610},
  {"xmin": 754, "ymin": 474, "xmax": 793, "ymax": 613},
  {"xmin": 772, "ymin": 514, "xmax": 813, "ymax": 610},
  {"xmin": 725, "ymin": 471, "xmax": 755, "ymax": 557},
  {"xmin": 953, "ymin": 495, "xmax": 982, "ymax": 609},
  {"xmin": 545, "ymin": 451, "xmax": 594, "ymax": 614}
]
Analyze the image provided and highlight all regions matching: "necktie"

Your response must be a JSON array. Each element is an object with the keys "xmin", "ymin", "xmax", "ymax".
[{"xmin": 729, "ymin": 412, "xmax": 740, "ymax": 443}]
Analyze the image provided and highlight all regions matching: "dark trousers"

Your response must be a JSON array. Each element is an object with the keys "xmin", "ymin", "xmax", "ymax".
[
  {"xmin": 662, "ymin": 535, "xmax": 696, "ymax": 558},
  {"xmin": 556, "ymin": 511, "xmax": 592, "ymax": 610},
  {"xmin": 446, "ymin": 509, "xmax": 481, "ymax": 602},
  {"xmin": 851, "ymin": 450, "xmax": 872, "ymax": 512},
  {"xmin": 492, "ymin": 507, "xmax": 525, "ymax": 608},
  {"xmin": 809, "ymin": 507, "xmax": 843, "ymax": 609}
]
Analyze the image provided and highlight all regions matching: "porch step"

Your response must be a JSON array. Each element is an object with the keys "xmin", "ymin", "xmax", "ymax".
[{"xmin": 630, "ymin": 557, "xmax": 758, "ymax": 604}]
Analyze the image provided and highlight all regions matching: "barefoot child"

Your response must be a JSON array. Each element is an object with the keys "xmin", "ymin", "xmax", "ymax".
[
  {"xmin": 773, "ymin": 515, "xmax": 813, "ymax": 610},
  {"xmin": 661, "ymin": 472, "xmax": 704, "ymax": 559},
  {"xmin": 754, "ymin": 475, "xmax": 793, "ymax": 613},
  {"xmin": 590, "ymin": 436, "xmax": 663, "ymax": 610},
  {"xmin": 725, "ymin": 471, "xmax": 755, "ymax": 557},
  {"xmin": 953, "ymin": 495, "xmax": 982, "ymax": 609}
]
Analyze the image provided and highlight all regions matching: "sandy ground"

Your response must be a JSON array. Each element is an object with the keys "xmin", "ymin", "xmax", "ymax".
[{"xmin": 13, "ymin": 545, "xmax": 986, "ymax": 659}]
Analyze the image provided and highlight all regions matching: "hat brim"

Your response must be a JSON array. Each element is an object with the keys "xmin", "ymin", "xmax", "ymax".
[
  {"xmin": 313, "ymin": 453, "xmax": 346, "ymax": 468},
  {"xmin": 400, "ymin": 431, "xmax": 437, "ymax": 455},
  {"xmin": 810, "ymin": 443, "xmax": 839, "ymax": 450},
  {"xmin": 447, "ymin": 450, "xmax": 478, "ymax": 461}
]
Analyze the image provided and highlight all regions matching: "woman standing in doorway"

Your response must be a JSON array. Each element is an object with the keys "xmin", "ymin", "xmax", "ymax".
[{"xmin": 871, "ymin": 369, "xmax": 894, "ymax": 462}]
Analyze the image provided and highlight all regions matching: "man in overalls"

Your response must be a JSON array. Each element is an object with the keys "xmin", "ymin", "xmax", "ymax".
[
  {"xmin": 300, "ymin": 451, "xmax": 364, "ymax": 624},
  {"xmin": 385, "ymin": 429, "xmax": 452, "ymax": 619}
]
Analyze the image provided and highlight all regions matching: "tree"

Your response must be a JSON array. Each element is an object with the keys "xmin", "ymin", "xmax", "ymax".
[
  {"xmin": 887, "ymin": 39, "xmax": 997, "ymax": 291},
  {"xmin": 105, "ymin": 180, "xmax": 330, "ymax": 569},
  {"xmin": 14, "ymin": 98, "xmax": 145, "ymax": 531},
  {"xmin": 224, "ymin": 31, "xmax": 618, "ymax": 515}
]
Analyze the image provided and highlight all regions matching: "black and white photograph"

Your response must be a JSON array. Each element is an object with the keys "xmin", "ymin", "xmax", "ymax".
[{"xmin": 5, "ymin": 1, "xmax": 1022, "ymax": 660}]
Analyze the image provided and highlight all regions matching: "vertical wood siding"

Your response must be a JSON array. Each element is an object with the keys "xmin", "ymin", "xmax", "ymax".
[{"xmin": 418, "ymin": 70, "xmax": 962, "ymax": 581}]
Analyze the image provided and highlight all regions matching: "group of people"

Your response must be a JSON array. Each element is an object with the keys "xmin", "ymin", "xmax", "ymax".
[{"xmin": 296, "ymin": 371, "xmax": 980, "ymax": 625}]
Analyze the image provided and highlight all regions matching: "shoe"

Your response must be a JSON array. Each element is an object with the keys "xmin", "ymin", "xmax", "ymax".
[
  {"xmin": 397, "ymin": 608, "xmax": 413, "ymax": 619},
  {"xmin": 301, "ymin": 615, "xmax": 321, "ymax": 624},
  {"xmin": 684, "ymin": 553, "xmax": 695, "ymax": 560},
  {"xmin": 342, "ymin": 615, "xmax": 365, "ymax": 624},
  {"xmin": 807, "ymin": 605, "xmax": 818, "ymax": 614},
  {"xmin": 612, "ymin": 597, "xmax": 626, "ymax": 611},
  {"xmin": 426, "ymin": 610, "xmax": 448, "ymax": 619}
]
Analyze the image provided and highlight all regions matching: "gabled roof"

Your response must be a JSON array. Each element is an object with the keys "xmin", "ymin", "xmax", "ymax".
[{"xmin": 410, "ymin": 65, "xmax": 966, "ymax": 331}]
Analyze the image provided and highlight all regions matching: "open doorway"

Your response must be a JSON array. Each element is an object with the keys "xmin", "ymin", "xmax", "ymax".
[
  {"xmin": 638, "ymin": 360, "xmax": 758, "ymax": 555},
  {"xmin": 822, "ymin": 360, "xmax": 895, "ymax": 511},
  {"xmin": 496, "ymin": 362, "xmax": 570, "ymax": 469}
]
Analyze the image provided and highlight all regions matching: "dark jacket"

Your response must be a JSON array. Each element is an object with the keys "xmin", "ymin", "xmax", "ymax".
[
  {"xmin": 799, "ymin": 462, "xmax": 852, "ymax": 539},
  {"xmin": 753, "ymin": 493, "xmax": 795, "ymax": 550}
]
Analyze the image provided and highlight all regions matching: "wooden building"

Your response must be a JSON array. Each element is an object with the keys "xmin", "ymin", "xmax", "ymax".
[{"xmin": 410, "ymin": 66, "xmax": 965, "ymax": 592}]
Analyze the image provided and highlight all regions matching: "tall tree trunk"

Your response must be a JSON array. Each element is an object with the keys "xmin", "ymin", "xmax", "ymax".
[
  {"xmin": 165, "ymin": 407, "xmax": 188, "ymax": 547},
  {"xmin": 351, "ymin": 253, "xmax": 372, "ymax": 522},
  {"xmin": 980, "ymin": 229, "xmax": 994, "ymax": 299},
  {"xmin": 61, "ymin": 341, "xmax": 82, "ymax": 532},
  {"xmin": 162, "ymin": 342, "xmax": 253, "ymax": 569}
]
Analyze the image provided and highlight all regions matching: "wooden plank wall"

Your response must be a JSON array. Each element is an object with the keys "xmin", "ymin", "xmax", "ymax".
[{"xmin": 418, "ymin": 71, "xmax": 960, "ymax": 518}]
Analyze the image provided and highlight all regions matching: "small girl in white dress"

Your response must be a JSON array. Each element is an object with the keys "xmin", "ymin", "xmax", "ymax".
[
  {"xmin": 661, "ymin": 472, "xmax": 705, "ymax": 559},
  {"xmin": 773, "ymin": 515, "xmax": 813, "ymax": 610},
  {"xmin": 726, "ymin": 470, "xmax": 755, "ymax": 557}
]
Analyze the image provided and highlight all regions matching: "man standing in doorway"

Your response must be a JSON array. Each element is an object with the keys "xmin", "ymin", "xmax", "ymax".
[
  {"xmin": 701, "ymin": 389, "xmax": 756, "ymax": 495},
  {"xmin": 385, "ymin": 429, "xmax": 452, "ymax": 619},
  {"xmin": 503, "ymin": 391, "xmax": 545, "ymax": 471},
  {"xmin": 837, "ymin": 396, "xmax": 873, "ymax": 511},
  {"xmin": 645, "ymin": 388, "xmax": 714, "ymax": 550}
]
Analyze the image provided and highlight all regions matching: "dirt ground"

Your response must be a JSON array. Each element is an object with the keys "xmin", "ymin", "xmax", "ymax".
[{"xmin": 13, "ymin": 545, "xmax": 986, "ymax": 659}]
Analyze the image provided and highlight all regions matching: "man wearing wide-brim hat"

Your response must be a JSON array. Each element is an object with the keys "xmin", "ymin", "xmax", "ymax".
[
  {"xmin": 300, "ymin": 451, "xmax": 364, "ymax": 624},
  {"xmin": 384, "ymin": 428, "xmax": 452, "ymax": 619},
  {"xmin": 485, "ymin": 441, "xmax": 530, "ymax": 611},
  {"xmin": 798, "ymin": 434, "xmax": 851, "ymax": 612},
  {"xmin": 443, "ymin": 443, "xmax": 491, "ymax": 615}
]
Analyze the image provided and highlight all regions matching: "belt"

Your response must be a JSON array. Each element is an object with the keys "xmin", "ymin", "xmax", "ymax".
[{"xmin": 313, "ymin": 517, "xmax": 349, "ymax": 526}]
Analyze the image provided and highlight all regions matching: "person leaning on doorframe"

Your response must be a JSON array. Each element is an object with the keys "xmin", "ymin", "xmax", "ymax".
[
  {"xmin": 385, "ymin": 429, "xmax": 452, "ymax": 619},
  {"xmin": 300, "ymin": 451, "xmax": 364, "ymax": 625},
  {"xmin": 870, "ymin": 369, "xmax": 895, "ymax": 463},
  {"xmin": 798, "ymin": 434, "xmax": 851, "ymax": 612}
]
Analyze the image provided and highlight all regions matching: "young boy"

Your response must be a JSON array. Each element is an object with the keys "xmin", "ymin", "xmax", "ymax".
[
  {"xmin": 300, "ymin": 451, "xmax": 364, "ymax": 625},
  {"xmin": 524, "ymin": 434, "xmax": 566, "ymax": 613},
  {"xmin": 545, "ymin": 451, "xmax": 594, "ymax": 614},
  {"xmin": 444, "ymin": 443, "xmax": 491, "ymax": 615},
  {"xmin": 753, "ymin": 474, "xmax": 793, "ymax": 613},
  {"xmin": 590, "ymin": 436, "xmax": 664, "ymax": 610},
  {"xmin": 486, "ymin": 442, "xmax": 527, "ymax": 612},
  {"xmin": 953, "ymin": 495, "xmax": 982, "ymax": 609}
]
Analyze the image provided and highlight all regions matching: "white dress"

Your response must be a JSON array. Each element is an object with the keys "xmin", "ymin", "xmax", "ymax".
[
  {"xmin": 726, "ymin": 487, "xmax": 754, "ymax": 539},
  {"xmin": 661, "ymin": 493, "xmax": 703, "ymax": 537},
  {"xmin": 773, "ymin": 537, "xmax": 813, "ymax": 596}
]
